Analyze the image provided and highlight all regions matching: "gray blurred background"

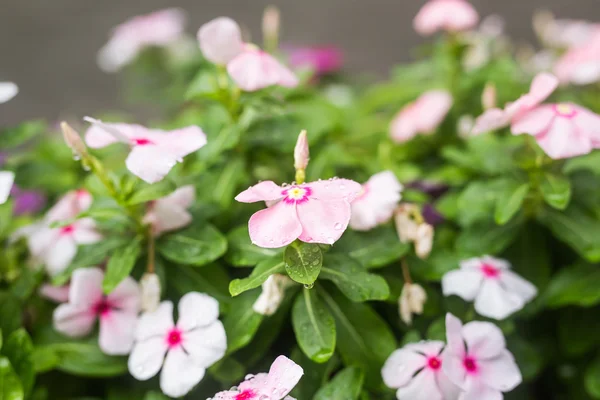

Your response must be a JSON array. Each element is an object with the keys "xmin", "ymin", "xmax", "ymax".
[{"xmin": 0, "ymin": 0, "xmax": 598, "ymax": 125}]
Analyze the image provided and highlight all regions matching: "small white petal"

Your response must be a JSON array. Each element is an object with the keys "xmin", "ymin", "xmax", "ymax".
[{"xmin": 160, "ymin": 347, "xmax": 206, "ymax": 398}]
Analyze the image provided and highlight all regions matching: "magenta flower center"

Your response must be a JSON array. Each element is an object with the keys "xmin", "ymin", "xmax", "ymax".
[
  {"xmin": 93, "ymin": 299, "xmax": 112, "ymax": 317},
  {"xmin": 481, "ymin": 263, "xmax": 500, "ymax": 278},
  {"xmin": 463, "ymin": 357, "xmax": 478, "ymax": 373},
  {"xmin": 60, "ymin": 224, "xmax": 76, "ymax": 235},
  {"xmin": 167, "ymin": 329, "xmax": 183, "ymax": 348},
  {"xmin": 427, "ymin": 356, "xmax": 442, "ymax": 370},
  {"xmin": 553, "ymin": 103, "xmax": 578, "ymax": 118},
  {"xmin": 132, "ymin": 138, "xmax": 153, "ymax": 146},
  {"xmin": 235, "ymin": 390, "xmax": 256, "ymax": 400},
  {"xmin": 282, "ymin": 185, "xmax": 312, "ymax": 205}
]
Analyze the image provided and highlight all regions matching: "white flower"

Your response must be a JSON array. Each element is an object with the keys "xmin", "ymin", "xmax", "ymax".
[
  {"xmin": 128, "ymin": 292, "xmax": 227, "ymax": 398},
  {"xmin": 399, "ymin": 283, "xmax": 427, "ymax": 325},
  {"xmin": 350, "ymin": 171, "xmax": 403, "ymax": 231},
  {"xmin": 0, "ymin": 171, "xmax": 15, "ymax": 205},
  {"xmin": 253, "ymin": 274, "xmax": 294, "ymax": 316},
  {"xmin": 415, "ymin": 223, "xmax": 434, "ymax": 259},
  {"xmin": 0, "ymin": 82, "xmax": 18, "ymax": 104},
  {"xmin": 442, "ymin": 256, "xmax": 537, "ymax": 320}
]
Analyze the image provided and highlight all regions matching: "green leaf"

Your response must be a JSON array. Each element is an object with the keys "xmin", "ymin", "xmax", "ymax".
[
  {"xmin": 333, "ymin": 226, "xmax": 409, "ymax": 268},
  {"xmin": 426, "ymin": 318, "xmax": 446, "ymax": 341},
  {"xmin": 292, "ymin": 288, "xmax": 336, "ymax": 363},
  {"xmin": 208, "ymin": 357, "xmax": 246, "ymax": 385},
  {"xmin": 586, "ymin": 355, "xmax": 600, "ymax": 399},
  {"xmin": 284, "ymin": 242, "xmax": 323, "ymax": 285},
  {"xmin": 102, "ymin": 239, "xmax": 143, "ymax": 294},
  {"xmin": 43, "ymin": 343, "xmax": 127, "ymax": 377},
  {"xmin": 211, "ymin": 156, "xmax": 245, "ymax": 209},
  {"xmin": 564, "ymin": 151, "xmax": 600, "ymax": 176},
  {"xmin": 0, "ymin": 292, "xmax": 22, "ymax": 336},
  {"xmin": 494, "ymin": 183, "xmax": 530, "ymax": 225},
  {"xmin": 168, "ymin": 263, "xmax": 231, "ymax": 306},
  {"xmin": 314, "ymin": 367, "xmax": 364, "ymax": 400},
  {"xmin": 225, "ymin": 225, "xmax": 282, "ymax": 267},
  {"xmin": 223, "ymin": 291, "xmax": 263, "ymax": 354},
  {"xmin": 0, "ymin": 356, "xmax": 23, "ymax": 400},
  {"xmin": 558, "ymin": 307, "xmax": 600, "ymax": 357},
  {"xmin": 31, "ymin": 347, "xmax": 60, "ymax": 374},
  {"xmin": 320, "ymin": 254, "xmax": 389, "ymax": 302},
  {"xmin": 544, "ymin": 263, "xmax": 600, "ymax": 308},
  {"xmin": 185, "ymin": 69, "xmax": 220, "ymax": 101},
  {"xmin": 126, "ymin": 179, "xmax": 177, "ymax": 205},
  {"xmin": 158, "ymin": 224, "xmax": 227, "ymax": 267},
  {"xmin": 3, "ymin": 330, "xmax": 34, "ymax": 396},
  {"xmin": 143, "ymin": 392, "xmax": 170, "ymax": 400},
  {"xmin": 456, "ymin": 179, "xmax": 508, "ymax": 226},
  {"xmin": 0, "ymin": 120, "xmax": 46, "ymax": 149},
  {"xmin": 456, "ymin": 218, "xmax": 522, "ymax": 256},
  {"xmin": 229, "ymin": 258, "xmax": 286, "ymax": 297},
  {"xmin": 540, "ymin": 173, "xmax": 571, "ymax": 210}
]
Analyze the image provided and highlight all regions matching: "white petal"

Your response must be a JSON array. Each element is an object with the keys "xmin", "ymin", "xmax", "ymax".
[
  {"xmin": 264, "ymin": 355, "xmax": 304, "ymax": 399},
  {"xmin": 71, "ymin": 220, "xmax": 103, "ymax": 244},
  {"xmin": 442, "ymin": 269, "xmax": 483, "ymax": 301},
  {"xmin": 442, "ymin": 349, "xmax": 467, "ymax": 389},
  {"xmin": 382, "ymin": 347, "xmax": 427, "ymax": 389},
  {"xmin": 125, "ymin": 145, "xmax": 178, "ymax": 184},
  {"xmin": 395, "ymin": 368, "xmax": 444, "ymax": 400},
  {"xmin": 53, "ymin": 304, "xmax": 96, "ymax": 337},
  {"xmin": 478, "ymin": 350, "xmax": 522, "ymax": 392},
  {"xmin": 500, "ymin": 270, "xmax": 537, "ymax": 303},
  {"xmin": 160, "ymin": 347, "xmax": 206, "ymax": 398},
  {"xmin": 197, "ymin": 17, "xmax": 244, "ymax": 65},
  {"xmin": 0, "ymin": 82, "xmax": 18, "ymax": 104},
  {"xmin": 459, "ymin": 379, "xmax": 503, "ymax": 400},
  {"xmin": 445, "ymin": 313, "xmax": 466, "ymax": 357},
  {"xmin": 436, "ymin": 364, "xmax": 462, "ymax": 399},
  {"xmin": 99, "ymin": 311, "xmax": 137, "ymax": 355},
  {"xmin": 107, "ymin": 276, "xmax": 141, "ymax": 313},
  {"xmin": 475, "ymin": 280, "xmax": 525, "ymax": 320},
  {"xmin": 69, "ymin": 267, "xmax": 104, "ymax": 307},
  {"xmin": 182, "ymin": 321, "xmax": 227, "ymax": 367},
  {"xmin": 135, "ymin": 301, "xmax": 174, "ymax": 341},
  {"xmin": 145, "ymin": 201, "xmax": 192, "ymax": 236},
  {"xmin": 462, "ymin": 320, "xmax": 506, "ymax": 360},
  {"xmin": 177, "ymin": 292, "xmax": 220, "ymax": 331},
  {"xmin": 44, "ymin": 235, "xmax": 77, "ymax": 277},
  {"xmin": 0, "ymin": 171, "xmax": 15, "ymax": 204},
  {"xmin": 128, "ymin": 336, "xmax": 168, "ymax": 381}
]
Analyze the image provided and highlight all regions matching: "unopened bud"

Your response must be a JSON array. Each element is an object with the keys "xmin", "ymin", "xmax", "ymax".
[
  {"xmin": 394, "ymin": 204, "xmax": 421, "ymax": 243},
  {"xmin": 415, "ymin": 223, "xmax": 434, "ymax": 259},
  {"xmin": 140, "ymin": 273, "xmax": 161, "ymax": 312},
  {"xmin": 61, "ymin": 122, "xmax": 89, "ymax": 160},
  {"xmin": 482, "ymin": 83, "xmax": 497, "ymax": 110},
  {"xmin": 253, "ymin": 274, "xmax": 293, "ymax": 316},
  {"xmin": 294, "ymin": 130, "xmax": 310, "ymax": 171},
  {"xmin": 399, "ymin": 283, "xmax": 427, "ymax": 325},
  {"xmin": 262, "ymin": 5, "xmax": 280, "ymax": 52},
  {"xmin": 457, "ymin": 115, "xmax": 475, "ymax": 138}
]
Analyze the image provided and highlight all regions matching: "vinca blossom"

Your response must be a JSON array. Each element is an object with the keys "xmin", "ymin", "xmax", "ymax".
[
  {"xmin": 533, "ymin": 10, "xmax": 599, "ymax": 49},
  {"xmin": 382, "ymin": 341, "xmax": 460, "ymax": 400},
  {"xmin": 40, "ymin": 284, "xmax": 70, "ymax": 303},
  {"xmin": 554, "ymin": 29, "xmax": 600, "ymax": 85},
  {"xmin": 286, "ymin": 46, "xmax": 344, "ymax": 76},
  {"xmin": 442, "ymin": 256, "xmax": 537, "ymax": 320},
  {"xmin": 413, "ymin": 0, "xmax": 479, "ymax": 36},
  {"xmin": 0, "ymin": 171, "xmax": 15, "ymax": 205},
  {"xmin": 0, "ymin": 81, "xmax": 18, "ymax": 104},
  {"xmin": 143, "ymin": 185, "xmax": 195, "ymax": 236},
  {"xmin": 53, "ymin": 267, "xmax": 140, "ymax": 355},
  {"xmin": 210, "ymin": 355, "xmax": 303, "ymax": 400},
  {"xmin": 197, "ymin": 17, "xmax": 244, "ymax": 65},
  {"xmin": 97, "ymin": 8, "xmax": 186, "ymax": 72},
  {"xmin": 350, "ymin": 171, "xmax": 403, "ymax": 231},
  {"xmin": 84, "ymin": 118, "xmax": 207, "ymax": 184},
  {"xmin": 235, "ymin": 178, "xmax": 361, "ymax": 248},
  {"xmin": 128, "ymin": 292, "xmax": 227, "ymax": 398},
  {"xmin": 444, "ymin": 313, "xmax": 522, "ymax": 400},
  {"xmin": 390, "ymin": 90, "xmax": 453, "ymax": 143}
]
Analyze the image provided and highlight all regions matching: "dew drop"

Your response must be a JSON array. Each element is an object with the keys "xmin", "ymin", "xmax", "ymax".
[
  {"xmin": 334, "ymin": 223, "xmax": 342, "ymax": 230},
  {"xmin": 304, "ymin": 283, "xmax": 314, "ymax": 289}
]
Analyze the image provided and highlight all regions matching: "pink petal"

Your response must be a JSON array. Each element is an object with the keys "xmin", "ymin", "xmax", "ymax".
[
  {"xmin": 307, "ymin": 179, "xmax": 362, "ymax": 203},
  {"xmin": 161, "ymin": 185, "xmax": 195, "ymax": 208},
  {"xmin": 395, "ymin": 368, "xmax": 444, "ymax": 400},
  {"xmin": 53, "ymin": 304, "xmax": 96, "ymax": 337},
  {"xmin": 182, "ymin": 322, "xmax": 227, "ymax": 367},
  {"xmin": 499, "ymin": 270, "xmax": 537, "ymax": 303},
  {"xmin": 39, "ymin": 284, "xmax": 71, "ymax": 303},
  {"xmin": 460, "ymin": 380, "xmax": 503, "ymax": 400},
  {"xmin": 528, "ymin": 72, "xmax": 559, "ymax": 105},
  {"xmin": 297, "ymin": 199, "xmax": 352, "ymax": 245},
  {"xmin": 414, "ymin": 0, "xmax": 479, "ymax": 36},
  {"xmin": 445, "ymin": 313, "xmax": 466, "ymax": 357},
  {"xmin": 238, "ymin": 372, "xmax": 269, "ymax": 393},
  {"xmin": 128, "ymin": 336, "xmax": 168, "ymax": 380},
  {"xmin": 134, "ymin": 301, "xmax": 174, "ymax": 341},
  {"xmin": 107, "ymin": 276, "xmax": 140, "ymax": 313},
  {"xmin": 349, "ymin": 200, "xmax": 378, "ymax": 231},
  {"xmin": 478, "ymin": 350, "xmax": 522, "ymax": 392},
  {"xmin": 247, "ymin": 202, "xmax": 302, "ymax": 248},
  {"xmin": 382, "ymin": 348, "xmax": 427, "ymax": 388},
  {"xmin": 198, "ymin": 17, "xmax": 244, "ymax": 65},
  {"xmin": 441, "ymin": 350, "xmax": 467, "ymax": 389},
  {"xmin": 69, "ymin": 267, "xmax": 104, "ymax": 306},
  {"xmin": 390, "ymin": 105, "xmax": 419, "ymax": 143},
  {"xmin": 125, "ymin": 145, "xmax": 179, "ymax": 184},
  {"xmin": 144, "ymin": 186, "xmax": 195, "ymax": 235},
  {"xmin": 71, "ymin": 220, "xmax": 103, "ymax": 245},
  {"xmin": 160, "ymin": 347, "xmax": 206, "ymax": 398},
  {"xmin": 511, "ymin": 105, "xmax": 555, "ymax": 136},
  {"xmin": 534, "ymin": 114, "xmax": 593, "ymax": 159},
  {"xmin": 442, "ymin": 269, "xmax": 483, "ymax": 301},
  {"xmin": 227, "ymin": 48, "xmax": 297, "ymax": 91},
  {"xmin": 46, "ymin": 190, "xmax": 90, "ymax": 222},
  {"xmin": 159, "ymin": 126, "xmax": 207, "ymax": 158},
  {"xmin": 84, "ymin": 122, "xmax": 145, "ymax": 148},
  {"xmin": 177, "ymin": 292, "xmax": 220, "ymax": 330},
  {"xmin": 436, "ymin": 364, "xmax": 463, "ymax": 399},
  {"xmin": 462, "ymin": 320, "xmax": 506, "ymax": 359},
  {"xmin": 45, "ymin": 236, "xmax": 78, "ymax": 277},
  {"xmin": 264, "ymin": 356, "xmax": 304, "ymax": 399},
  {"xmin": 573, "ymin": 106, "xmax": 600, "ymax": 146},
  {"xmin": 416, "ymin": 90, "xmax": 453, "ymax": 133},
  {"xmin": 404, "ymin": 340, "xmax": 445, "ymax": 357},
  {"xmin": 350, "ymin": 171, "xmax": 402, "ymax": 231},
  {"xmin": 235, "ymin": 181, "xmax": 284, "ymax": 203},
  {"xmin": 99, "ymin": 310, "xmax": 137, "ymax": 355},
  {"xmin": 472, "ymin": 108, "xmax": 510, "ymax": 135}
]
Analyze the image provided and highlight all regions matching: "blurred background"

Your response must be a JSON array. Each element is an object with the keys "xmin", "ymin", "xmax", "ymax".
[{"xmin": 0, "ymin": 0, "xmax": 598, "ymax": 125}]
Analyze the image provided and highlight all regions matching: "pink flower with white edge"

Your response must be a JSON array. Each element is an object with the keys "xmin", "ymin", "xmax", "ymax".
[
  {"xmin": 128, "ymin": 293, "xmax": 226, "ymax": 398},
  {"xmin": 97, "ymin": 8, "xmax": 186, "ymax": 72},
  {"xmin": 26, "ymin": 190, "xmax": 101, "ymax": 276},
  {"xmin": 512, "ymin": 102, "xmax": 600, "ymax": 159},
  {"xmin": 210, "ymin": 355, "xmax": 303, "ymax": 400},
  {"xmin": 235, "ymin": 178, "xmax": 362, "ymax": 248},
  {"xmin": 228, "ymin": 44, "xmax": 299, "ymax": 92},
  {"xmin": 554, "ymin": 30, "xmax": 600, "ymax": 85},
  {"xmin": 442, "ymin": 256, "xmax": 537, "ymax": 320},
  {"xmin": 413, "ymin": 0, "xmax": 479, "ymax": 36},
  {"xmin": 350, "ymin": 171, "xmax": 403, "ymax": 231},
  {"xmin": 390, "ymin": 90, "xmax": 453, "ymax": 143},
  {"xmin": 0, "ymin": 171, "xmax": 15, "ymax": 204},
  {"xmin": 143, "ymin": 185, "xmax": 195, "ymax": 236},
  {"xmin": 53, "ymin": 267, "xmax": 140, "ymax": 355},
  {"xmin": 382, "ymin": 341, "xmax": 460, "ymax": 400},
  {"xmin": 443, "ymin": 313, "xmax": 522, "ymax": 400},
  {"xmin": 197, "ymin": 17, "xmax": 244, "ymax": 65},
  {"xmin": 40, "ymin": 284, "xmax": 70, "ymax": 303},
  {"xmin": 472, "ymin": 72, "xmax": 559, "ymax": 135},
  {"xmin": 0, "ymin": 82, "xmax": 18, "ymax": 104},
  {"xmin": 84, "ymin": 118, "xmax": 207, "ymax": 184}
]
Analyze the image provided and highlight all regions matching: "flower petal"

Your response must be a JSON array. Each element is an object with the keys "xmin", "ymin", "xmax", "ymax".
[
  {"xmin": 125, "ymin": 145, "xmax": 178, "ymax": 184},
  {"xmin": 53, "ymin": 304, "xmax": 96, "ymax": 337},
  {"xmin": 69, "ymin": 267, "xmax": 104, "ymax": 306},
  {"xmin": 445, "ymin": 313, "xmax": 466, "ymax": 357},
  {"xmin": 534, "ymin": 113, "xmax": 593, "ymax": 159},
  {"xmin": 264, "ymin": 356, "xmax": 304, "ymax": 399},
  {"xmin": 307, "ymin": 179, "xmax": 362, "ymax": 203},
  {"xmin": 478, "ymin": 349, "xmax": 522, "ymax": 392},
  {"xmin": 442, "ymin": 269, "xmax": 483, "ymax": 301},
  {"xmin": 436, "ymin": 364, "xmax": 462, "ymax": 400},
  {"xmin": 128, "ymin": 336, "xmax": 168, "ymax": 381},
  {"xmin": 182, "ymin": 321, "xmax": 227, "ymax": 367},
  {"xmin": 460, "ymin": 379, "xmax": 503, "ymax": 400},
  {"xmin": 0, "ymin": 171, "xmax": 15, "ymax": 204},
  {"xmin": 248, "ymin": 201, "xmax": 302, "ymax": 248},
  {"xmin": 442, "ymin": 350, "xmax": 467, "ymax": 389},
  {"xmin": 235, "ymin": 181, "xmax": 284, "ymax": 203},
  {"xmin": 395, "ymin": 368, "xmax": 443, "ymax": 400},
  {"xmin": 71, "ymin": 221, "xmax": 102, "ymax": 245},
  {"xmin": 297, "ymin": 199, "xmax": 352, "ymax": 245},
  {"xmin": 135, "ymin": 301, "xmax": 174, "ymax": 341},
  {"xmin": 99, "ymin": 310, "xmax": 137, "ymax": 355},
  {"xmin": 160, "ymin": 126, "xmax": 207, "ymax": 158},
  {"xmin": 462, "ymin": 320, "xmax": 506, "ymax": 360},
  {"xmin": 500, "ymin": 270, "xmax": 537, "ymax": 303},
  {"xmin": 198, "ymin": 17, "xmax": 244, "ymax": 65},
  {"xmin": 84, "ymin": 122, "xmax": 144, "ymax": 148},
  {"xmin": 472, "ymin": 108, "xmax": 510, "ymax": 135},
  {"xmin": 177, "ymin": 292, "xmax": 220, "ymax": 330},
  {"xmin": 0, "ymin": 82, "xmax": 18, "ymax": 104},
  {"xmin": 107, "ymin": 276, "xmax": 140, "ymax": 313},
  {"xmin": 510, "ymin": 105, "xmax": 555, "ymax": 136},
  {"xmin": 475, "ymin": 279, "xmax": 527, "ymax": 320},
  {"xmin": 382, "ymin": 347, "xmax": 427, "ymax": 389},
  {"xmin": 160, "ymin": 347, "xmax": 206, "ymax": 398},
  {"xmin": 39, "ymin": 284, "xmax": 70, "ymax": 303},
  {"xmin": 227, "ymin": 50, "xmax": 280, "ymax": 91}
]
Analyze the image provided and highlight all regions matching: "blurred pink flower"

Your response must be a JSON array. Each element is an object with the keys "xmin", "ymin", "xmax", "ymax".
[
  {"xmin": 534, "ymin": 11, "xmax": 599, "ymax": 49},
  {"xmin": 197, "ymin": 17, "xmax": 244, "ymax": 65},
  {"xmin": 390, "ymin": 90, "xmax": 453, "ymax": 143},
  {"xmin": 554, "ymin": 30, "xmax": 600, "ymax": 85},
  {"xmin": 413, "ymin": 0, "xmax": 479, "ymax": 36},
  {"xmin": 53, "ymin": 267, "xmax": 140, "ymax": 355},
  {"xmin": 350, "ymin": 171, "xmax": 403, "ymax": 231},
  {"xmin": 210, "ymin": 356, "xmax": 303, "ymax": 400},
  {"xmin": 382, "ymin": 341, "xmax": 460, "ymax": 400},
  {"xmin": 39, "ymin": 283, "xmax": 70, "ymax": 303},
  {"xmin": 0, "ymin": 171, "xmax": 14, "ymax": 205},
  {"xmin": 287, "ymin": 46, "xmax": 343, "ymax": 75},
  {"xmin": 143, "ymin": 185, "xmax": 195, "ymax": 236},
  {"xmin": 235, "ymin": 178, "xmax": 362, "ymax": 248},
  {"xmin": 84, "ymin": 118, "xmax": 207, "ymax": 184},
  {"xmin": 97, "ymin": 8, "xmax": 186, "ymax": 72},
  {"xmin": 443, "ymin": 313, "xmax": 522, "ymax": 400}
]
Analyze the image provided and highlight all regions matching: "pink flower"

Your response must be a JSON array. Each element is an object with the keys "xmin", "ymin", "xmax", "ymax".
[
  {"xmin": 235, "ymin": 178, "xmax": 362, "ymax": 248},
  {"xmin": 512, "ymin": 102, "xmax": 600, "ymax": 159},
  {"xmin": 534, "ymin": 11, "xmax": 599, "ymax": 49},
  {"xmin": 554, "ymin": 30, "xmax": 600, "ymax": 85},
  {"xmin": 472, "ymin": 72, "xmax": 559, "ymax": 135},
  {"xmin": 53, "ymin": 267, "xmax": 140, "ymax": 355},
  {"xmin": 128, "ymin": 293, "xmax": 226, "ymax": 398},
  {"xmin": 0, "ymin": 82, "xmax": 18, "ymax": 104},
  {"xmin": 25, "ymin": 190, "xmax": 101, "ymax": 276},
  {"xmin": 443, "ymin": 313, "xmax": 522, "ymax": 400},
  {"xmin": 390, "ymin": 90, "xmax": 453, "ymax": 143},
  {"xmin": 143, "ymin": 185, "xmax": 195, "ymax": 236},
  {"xmin": 97, "ymin": 8, "xmax": 186, "ymax": 72},
  {"xmin": 84, "ymin": 118, "xmax": 207, "ymax": 184},
  {"xmin": 442, "ymin": 256, "xmax": 537, "ymax": 320},
  {"xmin": 210, "ymin": 355, "xmax": 303, "ymax": 400},
  {"xmin": 197, "ymin": 17, "xmax": 244, "ymax": 65},
  {"xmin": 413, "ymin": 0, "xmax": 479, "ymax": 36},
  {"xmin": 286, "ymin": 46, "xmax": 343, "ymax": 75},
  {"xmin": 228, "ymin": 44, "xmax": 299, "ymax": 92},
  {"xmin": 350, "ymin": 171, "xmax": 403, "ymax": 231},
  {"xmin": 382, "ymin": 341, "xmax": 460, "ymax": 400},
  {"xmin": 40, "ymin": 284, "xmax": 70, "ymax": 303},
  {"xmin": 0, "ymin": 171, "xmax": 14, "ymax": 204}
]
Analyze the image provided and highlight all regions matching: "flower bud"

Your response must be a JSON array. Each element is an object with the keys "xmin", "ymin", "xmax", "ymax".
[
  {"xmin": 253, "ymin": 274, "xmax": 293, "ymax": 316},
  {"xmin": 262, "ymin": 5, "xmax": 280, "ymax": 51},
  {"xmin": 394, "ymin": 204, "xmax": 420, "ymax": 243},
  {"xmin": 482, "ymin": 83, "xmax": 497, "ymax": 110},
  {"xmin": 415, "ymin": 223, "xmax": 434, "ymax": 259},
  {"xmin": 294, "ymin": 130, "xmax": 310, "ymax": 171},
  {"xmin": 61, "ymin": 122, "xmax": 89, "ymax": 160},
  {"xmin": 140, "ymin": 273, "xmax": 161, "ymax": 312},
  {"xmin": 399, "ymin": 283, "xmax": 427, "ymax": 325}
]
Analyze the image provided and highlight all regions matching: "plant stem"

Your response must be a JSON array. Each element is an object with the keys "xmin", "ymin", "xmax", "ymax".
[{"xmin": 401, "ymin": 258, "xmax": 413, "ymax": 284}]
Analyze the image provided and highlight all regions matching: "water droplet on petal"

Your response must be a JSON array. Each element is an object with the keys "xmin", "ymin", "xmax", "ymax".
[{"xmin": 334, "ymin": 223, "xmax": 342, "ymax": 230}]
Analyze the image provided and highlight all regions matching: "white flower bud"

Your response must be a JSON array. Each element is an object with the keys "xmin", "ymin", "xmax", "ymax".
[
  {"xmin": 394, "ymin": 204, "xmax": 420, "ymax": 243},
  {"xmin": 399, "ymin": 283, "xmax": 427, "ymax": 325},
  {"xmin": 415, "ymin": 223, "xmax": 434, "ymax": 259},
  {"xmin": 140, "ymin": 273, "xmax": 161, "ymax": 312},
  {"xmin": 61, "ymin": 122, "xmax": 89, "ymax": 160},
  {"xmin": 253, "ymin": 274, "xmax": 293, "ymax": 316}
]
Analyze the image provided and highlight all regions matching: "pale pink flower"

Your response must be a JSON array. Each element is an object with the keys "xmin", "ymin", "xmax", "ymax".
[
  {"xmin": 235, "ymin": 178, "xmax": 362, "ymax": 248},
  {"xmin": 128, "ymin": 293, "xmax": 226, "ymax": 398},
  {"xmin": 554, "ymin": 30, "xmax": 600, "ymax": 85},
  {"xmin": 287, "ymin": 46, "xmax": 344, "ymax": 75},
  {"xmin": 472, "ymin": 72, "xmax": 559, "ymax": 135},
  {"xmin": 26, "ymin": 190, "xmax": 101, "ymax": 276},
  {"xmin": 53, "ymin": 267, "xmax": 140, "ymax": 355},
  {"xmin": 294, "ymin": 130, "xmax": 310, "ymax": 171},
  {"xmin": 382, "ymin": 341, "xmax": 461, "ymax": 400},
  {"xmin": 533, "ymin": 11, "xmax": 599, "ymax": 49},
  {"xmin": 197, "ymin": 17, "xmax": 244, "ymax": 65},
  {"xmin": 442, "ymin": 256, "xmax": 537, "ymax": 320},
  {"xmin": 143, "ymin": 185, "xmax": 195, "ymax": 236},
  {"xmin": 228, "ymin": 44, "xmax": 299, "ymax": 92},
  {"xmin": 390, "ymin": 90, "xmax": 453, "ymax": 143},
  {"xmin": 84, "ymin": 118, "xmax": 207, "ymax": 184},
  {"xmin": 350, "ymin": 171, "xmax": 403, "ymax": 231},
  {"xmin": 512, "ymin": 102, "xmax": 600, "ymax": 159},
  {"xmin": 413, "ymin": 0, "xmax": 479, "ymax": 36},
  {"xmin": 97, "ymin": 8, "xmax": 186, "ymax": 72},
  {"xmin": 0, "ymin": 82, "xmax": 18, "ymax": 104},
  {"xmin": 210, "ymin": 355, "xmax": 303, "ymax": 400},
  {"xmin": 443, "ymin": 313, "xmax": 522, "ymax": 400},
  {"xmin": 39, "ymin": 284, "xmax": 70, "ymax": 303},
  {"xmin": 0, "ymin": 171, "xmax": 15, "ymax": 204}
]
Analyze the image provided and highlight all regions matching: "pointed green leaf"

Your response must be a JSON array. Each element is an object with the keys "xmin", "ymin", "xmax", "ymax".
[
  {"xmin": 3, "ymin": 329, "xmax": 34, "ymax": 396},
  {"xmin": 494, "ymin": 183, "xmax": 530, "ymax": 225},
  {"xmin": 320, "ymin": 254, "xmax": 389, "ymax": 302},
  {"xmin": 544, "ymin": 263, "xmax": 600, "ymax": 308},
  {"xmin": 540, "ymin": 173, "xmax": 571, "ymax": 210},
  {"xmin": 229, "ymin": 258, "xmax": 286, "ymax": 296},
  {"xmin": 292, "ymin": 288, "xmax": 336, "ymax": 363},
  {"xmin": 284, "ymin": 242, "xmax": 323, "ymax": 285},
  {"xmin": 314, "ymin": 367, "xmax": 364, "ymax": 400},
  {"xmin": 223, "ymin": 291, "xmax": 263, "ymax": 354},
  {"xmin": 0, "ymin": 356, "xmax": 23, "ymax": 400},
  {"xmin": 333, "ymin": 226, "xmax": 409, "ymax": 269},
  {"xmin": 103, "ymin": 239, "xmax": 143, "ymax": 293},
  {"xmin": 158, "ymin": 224, "xmax": 227, "ymax": 266}
]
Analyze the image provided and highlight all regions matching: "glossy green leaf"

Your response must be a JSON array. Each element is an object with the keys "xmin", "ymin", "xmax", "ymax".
[
  {"xmin": 564, "ymin": 151, "xmax": 600, "ymax": 176},
  {"xmin": 586, "ymin": 355, "xmax": 600, "ymax": 399},
  {"xmin": 211, "ymin": 156, "xmax": 245, "ymax": 209},
  {"xmin": 284, "ymin": 241, "xmax": 323, "ymax": 285},
  {"xmin": 223, "ymin": 291, "xmax": 263, "ymax": 354},
  {"xmin": 229, "ymin": 257, "xmax": 286, "ymax": 297},
  {"xmin": 456, "ymin": 218, "xmax": 522, "ymax": 256},
  {"xmin": 158, "ymin": 224, "xmax": 227, "ymax": 266},
  {"xmin": 494, "ymin": 183, "xmax": 529, "ymax": 225},
  {"xmin": 225, "ymin": 225, "xmax": 282, "ymax": 267},
  {"xmin": 102, "ymin": 239, "xmax": 142, "ymax": 294},
  {"xmin": 333, "ymin": 226, "xmax": 409, "ymax": 268},
  {"xmin": 320, "ymin": 254, "xmax": 389, "ymax": 302},
  {"xmin": 292, "ymin": 288, "xmax": 336, "ymax": 363},
  {"xmin": 544, "ymin": 263, "xmax": 600, "ymax": 308},
  {"xmin": 126, "ymin": 179, "xmax": 176, "ymax": 205},
  {"xmin": 40, "ymin": 343, "xmax": 127, "ymax": 377},
  {"xmin": 314, "ymin": 367, "xmax": 364, "ymax": 400},
  {"xmin": 0, "ymin": 356, "xmax": 23, "ymax": 400},
  {"xmin": 168, "ymin": 264, "xmax": 231, "ymax": 306},
  {"xmin": 540, "ymin": 173, "xmax": 571, "ymax": 210},
  {"xmin": 3, "ymin": 329, "xmax": 34, "ymax": 396}
]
